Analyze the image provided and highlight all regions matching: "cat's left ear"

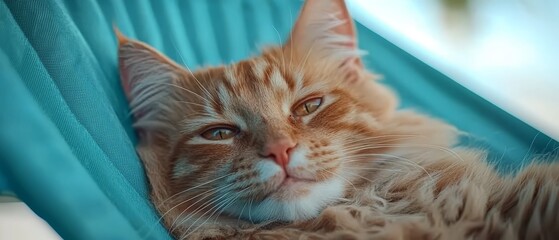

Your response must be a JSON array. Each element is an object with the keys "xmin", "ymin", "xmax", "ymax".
[
  {"xmin": 115, "ymin": 27, "xmax": 185, "ymax": 133},
  {"xmin": 287, "ymin": 0, "xmax": 364, "ymax": 81}
]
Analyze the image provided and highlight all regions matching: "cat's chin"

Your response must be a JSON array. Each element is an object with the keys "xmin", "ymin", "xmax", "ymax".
[
  {"xmin": 271, "ymin": 176, "xmax": 315, "ymax": 199},
  {"xmin": 227, "ymin": 177, "xmax": 346, "ymax": 223}
]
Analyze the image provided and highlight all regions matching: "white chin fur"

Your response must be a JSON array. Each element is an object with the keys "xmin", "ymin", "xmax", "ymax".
[{"xmin": 228, "ymin": 177, "xmax": 345, "ymax": 222}]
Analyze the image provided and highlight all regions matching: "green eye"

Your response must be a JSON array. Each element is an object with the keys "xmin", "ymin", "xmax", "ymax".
[
  {"xmin": 201, "ymin": 127, "xmax": 238, "ymax": 140},
  {"xmin": 293, "ymin": 97, "xmax": 323, "ymax": 116}
]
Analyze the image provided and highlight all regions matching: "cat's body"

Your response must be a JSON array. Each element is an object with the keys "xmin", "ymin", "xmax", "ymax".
[
  {"xmin": 140, "ymin": 108, "xmax": 559, "ymax": 240},
  {"xmin": 116, "ymin": 0, "xmax": 559, "ymax": 239}
]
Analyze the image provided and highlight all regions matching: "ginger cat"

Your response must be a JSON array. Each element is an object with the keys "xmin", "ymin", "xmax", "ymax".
[{"xmin": 116, "ymin": 0, "xmax": 559, "ymax": 239}]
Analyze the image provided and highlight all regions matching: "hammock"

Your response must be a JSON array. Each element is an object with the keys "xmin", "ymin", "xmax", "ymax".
[{"xmin": 0, "ymin": 1, "xmax": 556, "ymax": 239}]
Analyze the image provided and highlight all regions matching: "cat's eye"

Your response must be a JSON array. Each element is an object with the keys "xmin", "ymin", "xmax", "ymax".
[
  {"xmin": 201, "ymin": 126, "xmax": 238, "ymax": 140},
  {"xmin": 293, "ymin": 97, "xmax": 323, "ymax": 116}
]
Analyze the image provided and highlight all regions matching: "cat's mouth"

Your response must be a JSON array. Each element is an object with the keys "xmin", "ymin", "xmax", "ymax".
[
  {"xmin": 281, "ymin": 176, "xmax": 311, "ymax": 187},
  {"xmin": 268, "ymin": 175, "xmax": 316, "ymax": 200}
]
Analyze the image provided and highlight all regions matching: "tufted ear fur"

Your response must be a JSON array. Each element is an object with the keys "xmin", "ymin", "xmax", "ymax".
[
  {"xmin": 286, "ymin": 0, "xmax": 396, "ymax": 119},
  {"xmin": 115, "ymin": 28, "xmax": 185, "ymax": 133},
  {"xmin": 286, "ymin": 0, "xmax": 364, "ymax": 82}
]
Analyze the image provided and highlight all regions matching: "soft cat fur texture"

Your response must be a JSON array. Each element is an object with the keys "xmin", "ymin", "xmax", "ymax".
[{"xmin": 116, "ymin": 0, "xmax": 559, "ymax": 239}]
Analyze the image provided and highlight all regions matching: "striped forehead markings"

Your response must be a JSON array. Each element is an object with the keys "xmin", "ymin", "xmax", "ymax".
[
  {"xmin": 222, "ymin": 57, "xmax": 303, "ymax": 92},
  {"xmin": 270, "ymin": 67, "xmax": 288, "ymax": 90},
  {"xmin": 252, "ymin": 58, "xmax": 268, "ymax": 80},
  {"xmin": 224, "ymin": 67, "xmax": 237, "ymax": 85},
  {"xmin": 208, "ymin": 58, "xmax": 311, "ymax": 122}
]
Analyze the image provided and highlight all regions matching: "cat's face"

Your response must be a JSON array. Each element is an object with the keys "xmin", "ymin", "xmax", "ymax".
[
  {"xmin": 118, "ymin": 0, "xmax": 397, "ymax": 223},
  {"xmin": 165, "ymin": 52, "xmax": 392, "ymax": 222}
]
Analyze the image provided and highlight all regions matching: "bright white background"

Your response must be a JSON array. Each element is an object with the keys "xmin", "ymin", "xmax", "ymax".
[
  {"xmin": 347, "ymin": 0, "xmax": 559, "ymax": 141},
  {"xmin": 0, "ymin": 197, "xmax": 60, "ymax": 239}
]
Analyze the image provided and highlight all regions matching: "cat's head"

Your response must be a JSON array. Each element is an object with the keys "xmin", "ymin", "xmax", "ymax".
[{"xmin": 118, "ymin": 0, "xmax": 397, "ymax": 223}]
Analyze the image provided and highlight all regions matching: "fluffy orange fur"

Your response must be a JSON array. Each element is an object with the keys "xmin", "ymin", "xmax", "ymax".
[{"xmin": 117, "ymin": 1, "xmax": 559, "ymax": 239}]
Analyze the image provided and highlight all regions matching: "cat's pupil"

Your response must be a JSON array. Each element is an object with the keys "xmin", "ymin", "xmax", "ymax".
[
  {"xmin": 201, "ymin": 127, "xmax": 236, "ymax": 140},
  {"xmin": 294, "ymin": 97, "xmax": 323, "ymax": 116},
  {"xmin": 305, "ymin": 99, "xmax": 321, "ymax": 112}
]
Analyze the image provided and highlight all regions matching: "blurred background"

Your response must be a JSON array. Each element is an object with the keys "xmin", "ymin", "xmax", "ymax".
[
  {"xmin": 2, "ymin": 0, "xmax": 558, "ymax": 239},
  {"xmin": 348, "ymin": 0, "xmax": 559, "ymax": 141}
]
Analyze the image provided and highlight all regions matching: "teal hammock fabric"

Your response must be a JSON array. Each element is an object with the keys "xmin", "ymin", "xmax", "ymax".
[{"xmin": 0, "ymin": 0, "xmax": 557, "ymax": 239}]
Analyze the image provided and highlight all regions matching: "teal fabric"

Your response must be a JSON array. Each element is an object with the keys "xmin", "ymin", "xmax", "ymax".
[
  {"xmin": 0, "ymin": 0, "xmax": 556, "ymax": 239},
  {"xmin": 356, "ymin": 25, "xmax": 559, "ymax": 172}
]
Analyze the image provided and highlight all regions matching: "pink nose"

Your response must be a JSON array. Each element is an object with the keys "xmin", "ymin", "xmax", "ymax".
[{"xmin": 261, "ymin": 138, "xmax": 297, "ymax": 168}]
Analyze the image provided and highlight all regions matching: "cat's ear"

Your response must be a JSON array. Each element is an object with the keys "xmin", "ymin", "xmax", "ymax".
[
  {"xmin": 287, "ymin": 0, "xmax": 364, "ymax": 80},
  {"xmin": 115, "ymin": 27, "xmax": 183, "ymax": 132}
]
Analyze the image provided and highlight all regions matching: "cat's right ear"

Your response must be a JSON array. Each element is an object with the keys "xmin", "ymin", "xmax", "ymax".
[
  {"xmin": 115, "ymin": 27, "xmax": 183, "ymax": 131},
  {"xmin": 286, "ymin": 0, "xmax": 363, "ymax": 73}
]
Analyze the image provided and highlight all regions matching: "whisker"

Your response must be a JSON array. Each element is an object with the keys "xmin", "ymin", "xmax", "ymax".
[
  {"xmin": 272, "ymin": 26, "xmax": 286, "ymax": 69},
  {"xmin": 185, "ymin": 112, "xmax": 222, "ymax": 118},
  {"xmin": 170, "ymin": 40, "xmax": 188, "ymax": 67},
  {"xmin": 343, "ymin": 134, "xmax": 422, "ymax": 145},
  {"xmin": 182, "ymin": 190, "xmax": 244, "ymax": 238},
  {"xmin": 341, "ymin": 158, "xmax": 419, "ymax": 172},
  {"xmin": 373, "ymin": 143, "xmax": 464, "ymax": 162},
  {"xmin": 300, "ymin": 42, "xmax": 316, "ymax": 70},
  {"xmin": 215, "ymin": 188, "xmax": 248, "ymax": 221},
  {"xmin": 172, "ymin": 100, "xmax": 209, "ymax": 109},
  {"xmin": 341, "ymin": 142, "xmax": 464, "ymax": 163},
  {"xmin": 161, "ymin": 82, "xmax": 213, "ymax": 106},
  {"xmin": 338, "ymin": 153, "xmax": 432, "ymax": 178},
  {"xmin": 182, "ymin": 188, "xmax": 250, "ymax": 240},
  {"xmin": 289, "ymin": 7, "xmax": 294, "ymax": 71},
  {"xmin": 172, "ymin": 192, "xmax": 229, "ymax": 233},
  {"xmin": 158, "ymin": 173, "xmax": 233, "ymax": 207},
  {"xmin": 338, "ymin": 170, "xmax": 376, "ymax": 184},
  {"xmin": 141, "ymin": 174, "xmax": 234, "ymax": 237},
  {"xmin": 171, "ymin": 41, "xmax": 219, "ymax": 108},
  {"xmin": 343, "ymin": 166, "xmax": 407, "ymax": 173},
  {"xmin": 248, "ymin": 197, "xmax": 255, "ymax": 224},
  {"xmin": 237, "ymin": 199, "xmax": 248, "ymax": 225},
  {"xmin": 169, "ymin": 183, "xmax": 233, "ymax": 232},
  {"xmin": 322, "ymin": 169, "xmax": 357, "ymax": 192},
  {"xmin": 342, "ymin": 137, "xmax": 424, "ymax": 149},
  {"xmin": 158, "ymin": 185, "xmax": 223, "ymax": 225}
]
